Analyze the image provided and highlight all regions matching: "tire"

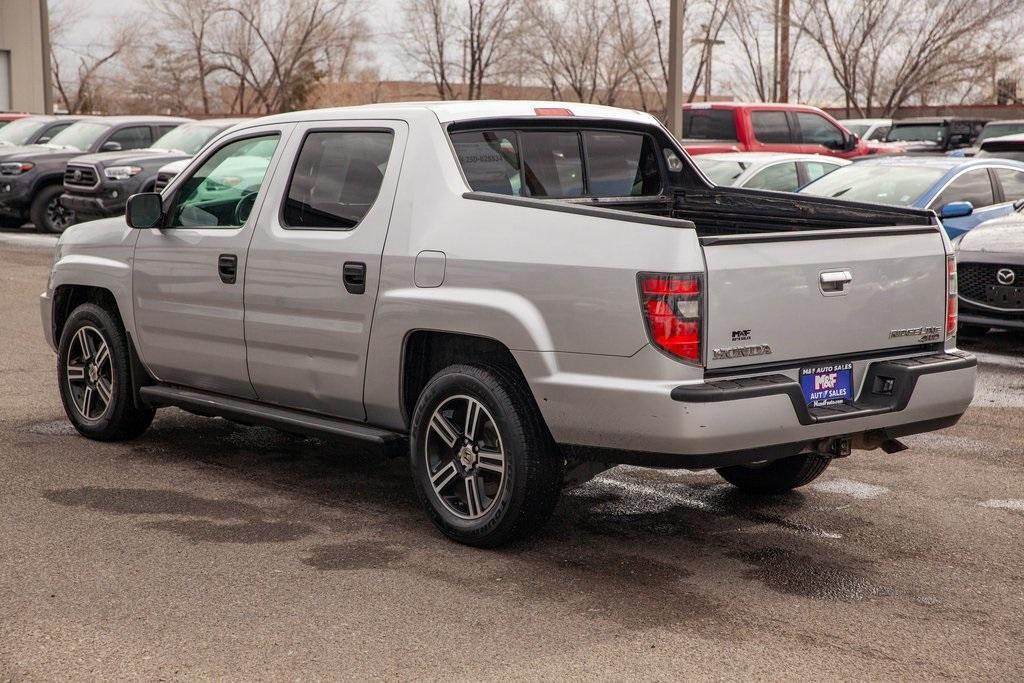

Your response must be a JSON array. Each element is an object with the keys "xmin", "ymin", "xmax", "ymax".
[
  {"xmin": 57, "ymin": 303, "xmax": 155, "ymax": 441},
  {"xmin": 410, "ymin": 364, "xmax": 563, "ymax": 548},
  {"xmin": 716, "ymin": 453, "xmax": 831, "ymax": 494},
  {"xmin": 31, "ymin": 185, "xmax": 76, "ymax": 234},
  {"xmin": 0, "ymin": 215, "xmax": 24, "ymax": 229}
]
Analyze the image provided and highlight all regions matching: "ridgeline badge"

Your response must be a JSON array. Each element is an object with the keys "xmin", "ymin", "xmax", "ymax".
[{"xmin": 712, "ymin": 344, "xmax": 772, "ymax": 360}]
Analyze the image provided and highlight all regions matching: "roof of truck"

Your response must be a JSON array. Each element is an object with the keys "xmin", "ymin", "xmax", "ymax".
[{"xmin": 251, "ymin": 101, "xmax": 659, "ymax": 127}]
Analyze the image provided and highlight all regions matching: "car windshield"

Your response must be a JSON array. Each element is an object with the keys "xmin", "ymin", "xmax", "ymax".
[
  {"xmin": 0, "ymin": 118, "xmax": 46, "ymax": 146},
  {"xmin": 801, "ymin": 164, "xmax": 946, "ymax": 206},
  {"xmin": 843, "ymin": 124, "xmax": 870, "ymax": 137},
  {"xmin": 976, "ymin": 149, "xmax": 1024, "ymax": 162},
  {"xmin": 152, "ymin": 124, "xmax": 223, "ymax": 155},
  {"xmin": 887, "ymin": 124, "xmax": 945, "ymax": 143},
  {"xmin": 978, "ymin": 122, "xmax": 1024, "ymax": 143},
  {"xmin": 47, "ymin": 122, "xmax": 110, "ymax": 151},
  {"xmin": 694, "ymin": 158, "xmax": 749, "ymax": 185}
]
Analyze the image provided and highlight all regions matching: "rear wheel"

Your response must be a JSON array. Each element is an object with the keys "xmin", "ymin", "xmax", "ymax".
[
  {"xmin": 31, "ymin": 185, "xmax": 75, "ymax": 234},
  {"xmin": 57, "ymin": 303, "xmax": 154, "ymax": 440},
  {"xmin": 716, "ymin": 453, "xmax": 830, "ymax": 494},
  {"xmin": 410, "ymin": 364, "xmax": 562, "ymax": 547}
]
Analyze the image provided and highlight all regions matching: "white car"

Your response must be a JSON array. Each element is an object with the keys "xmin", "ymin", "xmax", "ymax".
[
  {"xmin": 693, "ymin": 152, "xmax": 850, "ymax": 192},
  {"xmin": 840, "ymin": 118, "xmax": 893, "ymax": 142}
]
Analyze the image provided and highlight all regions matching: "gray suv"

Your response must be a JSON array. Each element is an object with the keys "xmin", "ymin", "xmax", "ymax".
[{"xmin": 41, "ymin": 102, "xmax": 977, "ymax": 546}]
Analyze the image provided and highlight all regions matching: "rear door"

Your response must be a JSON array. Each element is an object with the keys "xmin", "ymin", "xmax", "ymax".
[
  {"xmin": 242, "ymin": 120, "xmax": 407, "ymax": 420},
  {"xmin": 701, "ymin": 228, "xmax": 948, "ymax": 371}
]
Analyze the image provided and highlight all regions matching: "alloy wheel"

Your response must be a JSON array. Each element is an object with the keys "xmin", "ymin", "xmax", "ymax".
[
  {"xmin": 65, "ymin": 325, "xmax": 113, "ymax": 422},
  {"xmin": 424, "ymin": 395, "xmax": 506, "ymax": 519},
  {"xmin": 46, "ymin": 196, "xmax": 74, "ymax": 232}
]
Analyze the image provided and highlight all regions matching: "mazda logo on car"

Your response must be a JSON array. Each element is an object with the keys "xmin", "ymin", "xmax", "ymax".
[{"xmin": 997, "ymin": 268, "xmax": 1016, "ymax": 286}]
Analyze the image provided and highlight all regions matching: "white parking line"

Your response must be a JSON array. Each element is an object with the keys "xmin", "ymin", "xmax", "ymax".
[
  {"xmin": 810, "ymin": 478, "xmax": 889, "ymax": 500},
  {"xmin": 978, "ymin": 499, "xmax": 1024, "ymax": 511}
]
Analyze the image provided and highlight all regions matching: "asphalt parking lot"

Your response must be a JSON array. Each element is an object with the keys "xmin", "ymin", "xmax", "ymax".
[{"xmin": 2, "ymin": 230, "xmax": 1022, "ymax": 680}]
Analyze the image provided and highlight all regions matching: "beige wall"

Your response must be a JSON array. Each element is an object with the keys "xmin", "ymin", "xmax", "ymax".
[{"xmin": 0, "ymin": 0, "xmax": 50, "ymax": 113}]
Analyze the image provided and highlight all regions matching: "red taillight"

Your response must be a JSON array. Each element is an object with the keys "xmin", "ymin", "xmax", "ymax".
[
  {"xmin": 639, "ymin": 273, "xmax": 702, "ymax": 363},
  {"xmin": 534, "ymin": 107, "xmax": 574, "ymax": 117},
  {"xmin": 946, "ymin": 254, "xmax": 957, "ymax": 338}
]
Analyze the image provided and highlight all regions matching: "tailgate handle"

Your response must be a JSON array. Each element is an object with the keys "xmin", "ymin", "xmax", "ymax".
[{"xmin": 820, "ymin": 270, "xmax": 852, "ymax": 295}]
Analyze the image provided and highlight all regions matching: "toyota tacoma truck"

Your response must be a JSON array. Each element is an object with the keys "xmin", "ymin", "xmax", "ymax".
[
  {"xmin": 41, "ymin": 102, "xmax": 976, "ymax": 547},
  {"xmin": 60, "ymin": 118, "xmax": 247, "ymax": 224}
]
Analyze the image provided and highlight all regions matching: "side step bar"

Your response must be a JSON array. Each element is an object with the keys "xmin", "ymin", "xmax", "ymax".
[{"xmin": 139, "ymin": 385, "xmax": 407, "ymax": 449}]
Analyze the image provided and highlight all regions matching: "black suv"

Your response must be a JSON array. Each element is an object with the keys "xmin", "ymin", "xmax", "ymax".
[
  {"xmin": 885, "ymin": 117, "xmax": 988, "ymax": 154},
  {"xmin": 0, "ymin": 116, "xmax": 191, "ymax": 232},
  {"xmin": 61, "ymin": 119, "xmax": 246, "ymax": 224}
]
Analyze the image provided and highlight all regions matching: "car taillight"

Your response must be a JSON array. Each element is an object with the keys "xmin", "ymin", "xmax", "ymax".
[
  {"xmin": 946, "ymin": 254, "xmax": 957, "ymax": 339},
  {"xmin": 639, "ymin": 273, "xmax": 702, "ymax": 364}
]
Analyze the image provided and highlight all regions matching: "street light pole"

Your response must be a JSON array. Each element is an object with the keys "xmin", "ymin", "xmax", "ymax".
[{"xmin": 667, "ymin": 0, "xmax": 683, "ymax": 139}]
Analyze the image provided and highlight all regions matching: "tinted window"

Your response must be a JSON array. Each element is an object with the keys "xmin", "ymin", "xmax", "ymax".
[
  {"xmin": 694, "ymin": 158, "xmax": 749, "ymax": 185},
  {"xmin": 995, "ymin": 168, "xmax": 1024, "ymax": 201},
  {"xmin": 801, "ymin": 161, "xmax": 842, "ymax": 184},
  {"xmin": 109, "ymin": 126, "xmax": 153, "ymax": 150},
  {"xmin": 796, "ymin": 112, "xmax": 843, "ymax": 147},
  {"xmin": 283, "ymin": 131, "xmax": 394, "ymax": 230},
  {"xmin": 582, "ymin": 130, "xmax": 661, "ymax": 196},
  {"xmin": 887, "ymin": 124, "xmax": 944, "ymax": 143},
  {"xmin": 169, "ymin": 134, "xmax": 279, "ymax": 228},
  {"xmin": 743, "ymin": 162, "xmax": 800, "ymax": 191},
  {"xmin": 452, "ymin": 130, "xmax": 523, "ymax": 196},
  {"xmin": 682, "ymin": 109, "xmax": 737, "ymax": 141},
  {"xmin": 802, "ymin": 164, "xmax": 946, "ymax": 206},
  {"xmin": 158, "ymin": 125, "xmax": 178, "ymax": 138},
  {"xmin": 751, "ymin": 111, "xmax": 793, "ymax": 144},
  {"xmin": 931, "ymin": 170, "xmax": 995, "ymax": 210},
  {"xmin": 521, "ymin": 131, "xmax": 584, "ymax": 198}
]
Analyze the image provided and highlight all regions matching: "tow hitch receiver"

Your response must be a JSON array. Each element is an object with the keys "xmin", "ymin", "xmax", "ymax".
[{"xmin": 818, "ymin": 436, "xmax": 852, "ymax": 458}]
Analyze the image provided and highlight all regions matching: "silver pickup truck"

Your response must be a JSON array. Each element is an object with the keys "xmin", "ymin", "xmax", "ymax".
[{"xmin": 41, "ymin": 101, "xmax": 976, "ymax": 546}]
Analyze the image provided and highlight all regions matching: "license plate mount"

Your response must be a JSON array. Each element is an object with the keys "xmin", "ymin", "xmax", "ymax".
[{"xmin": 800, "ymin": 362, "xmax": 854, "ymax": 408}]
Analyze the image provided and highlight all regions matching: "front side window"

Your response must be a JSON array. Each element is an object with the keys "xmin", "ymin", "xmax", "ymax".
[
  {"xmin": 452, "ymin": 127, "xmax": 663, "ymax": 199},
  {"xmin": 796, "ymin": 113, "xmax": 844, "ymax": 148},
  {"xmin": 108, "ymin": 126, "xmax": 154, "ymax": 150},
  {"xmin": 743, "ymin": 162, "xmax": 800, "ymax": 191},
  {"xmin": 169, "ymin": 134, "xmax": 280, "ymax": 228},
  {"xmin": 751, "ymin": 111, "xmax": 793, "ymax": 144},
  {"xmin": 931, "ymin": 170, "xmax": 995, "ymax": 210},
  {"xmin": 283, "ymin": 130, "xmax": 394, "ymax": 230}
]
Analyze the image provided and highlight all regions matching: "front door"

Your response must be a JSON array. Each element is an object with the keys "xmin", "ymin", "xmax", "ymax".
[
  {"xmin": 243, "ymin": 120, "xmax": 407, "ymax": 420},
  {"xmin": 132, "ymin": 127, "xmax": 288, "ymax": 397}
]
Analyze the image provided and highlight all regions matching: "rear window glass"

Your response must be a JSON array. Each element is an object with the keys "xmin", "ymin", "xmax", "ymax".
[
  {"xmin": 452, "ymin": 128, "xmax": 663, "ymax": 199},
  {"xmin": 682, "ymin": 109, "xmax": 737, "ymax": 141},
  {"xmin": 751, "ymin": 111, "xmax": 793, "ymax": 144}
]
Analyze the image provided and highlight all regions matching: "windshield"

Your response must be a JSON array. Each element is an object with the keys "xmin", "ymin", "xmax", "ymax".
[
  {"xmin": 47, "ymin": 122, "xmax": 110, "ymax": 151},
  {"xmin": 152, "ymin": 124, "xmax": 223, "ymax": 155},
  {"xmin": 843, "ymin": 124, "xmax": 870, "ymax": 137},
  {"xmin": 801, "ymin": 164, "xmax": 946, "ymax": 206},
  {"xmin": 694, "ymin": 158, "xmax": 749, "ymax": 186},
  {"xmin": 978, "ymin": 122, "xmax": 1024, "ymax": 143},
  {"xmin": 0, "ymin": 118, "xmax": 46, "ymax": 146},
  {"xmin": 886, "ymin": 124, "xmax": 945, "ymax": 143}
]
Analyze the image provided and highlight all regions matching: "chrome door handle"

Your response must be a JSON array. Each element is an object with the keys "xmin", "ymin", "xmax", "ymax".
[{"xmin": 820, "ymin": 270, "xmax": 852, "ymax": 295}]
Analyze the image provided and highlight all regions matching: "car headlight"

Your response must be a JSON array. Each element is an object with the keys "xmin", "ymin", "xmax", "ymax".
[
  {"xmin": 104, "ymin": 166, "xmax": 143, "ymax": 180},
  {"xmin": 0, "ymin": 162, "xmax": 34, "ymax": 176}
]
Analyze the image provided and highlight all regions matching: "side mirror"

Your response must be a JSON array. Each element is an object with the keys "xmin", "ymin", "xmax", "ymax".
[
  {"xmin": 37, "ymin": 136, "xmax": 51, "ymax": 144},
  {"xmin": 939, "ymin": 201, "xmax": 974, "ymax": 219},
  {"xmin": 100, "ymin": 141, "xmax": 122, "ymax": 152},
  {"xmin": 126, "ymin": 192, "xmax": 164, "ymax": 229},
  {"xmin": 843, "ymin": 133, "xmax": 859, "ymax": 152}
]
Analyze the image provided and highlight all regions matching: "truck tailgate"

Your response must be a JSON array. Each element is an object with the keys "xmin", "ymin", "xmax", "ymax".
[{"xmin": 702, "ymin": 228, "xmax": 948, "ymax": 370}]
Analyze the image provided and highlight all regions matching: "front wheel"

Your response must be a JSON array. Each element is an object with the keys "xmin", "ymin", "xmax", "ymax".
[
  {"xmin": 31, "ymin": 185, "xmax": 76, "ymax": 234},
  {"xmin": 410, "ymin": 364, "xmax": 562, "ymax": 547},
  {"xmin": 57, "ymin": 303, "xmax": 155, "ymax": 440},
  {"xmin": 716, "ymin": 453, "xmax": 831, "ymax": 494}
]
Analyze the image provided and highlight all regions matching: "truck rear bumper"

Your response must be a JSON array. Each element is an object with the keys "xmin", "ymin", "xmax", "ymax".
[{"xmin": 518, "ymin": 346, "xmax": 976, "ymax": 463}]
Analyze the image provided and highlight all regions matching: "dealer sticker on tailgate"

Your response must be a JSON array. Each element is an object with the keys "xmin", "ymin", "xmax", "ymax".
[{"xmin": 800, "ymin": 362, "xmax": 854, "ymax": 407}]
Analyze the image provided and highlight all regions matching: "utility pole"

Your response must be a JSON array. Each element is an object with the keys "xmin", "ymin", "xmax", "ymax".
[
  {"xmin": 667, "ymin": 0, "xmax": 684, "ymax": 138},
  {"xmin": 778, "ymin": 0, "xmax": 791, "ymax": 102},
  {"xmin": 694, "ymin": 27, "xmax": 726, "ymax": 102}
]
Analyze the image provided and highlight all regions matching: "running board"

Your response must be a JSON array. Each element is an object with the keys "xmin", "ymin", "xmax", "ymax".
[{"xmin": 139, "ymin": 385, "xmax": 406, "ymax": 448}]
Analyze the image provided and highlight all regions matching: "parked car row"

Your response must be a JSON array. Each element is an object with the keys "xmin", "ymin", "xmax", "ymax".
[{"xmin": 0, "ymin": 114, "xmax": 246, "ymax": 233}]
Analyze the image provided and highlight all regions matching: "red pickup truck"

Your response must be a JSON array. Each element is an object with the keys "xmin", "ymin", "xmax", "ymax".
[{"xmin": 681, "ymin": 103, "xmax": 875, "ymax": 159}]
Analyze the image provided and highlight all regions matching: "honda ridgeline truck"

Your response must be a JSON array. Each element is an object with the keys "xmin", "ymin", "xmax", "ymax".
[{"xmin": 41, "ymin": 102, "xmax": 977, "ymax": 547}]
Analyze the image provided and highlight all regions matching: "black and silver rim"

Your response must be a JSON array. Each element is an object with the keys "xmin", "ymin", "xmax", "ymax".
[
  {"xmin": 46, "ymin": 196, "xmax": 74, "ymax": 232},
  {"xmin": 65, "ymin": 325, "xmax": 113, "ymax": 422},
  {"xmin": 424, "ymin": 395, "xmax": 506, "ymax": 520}
]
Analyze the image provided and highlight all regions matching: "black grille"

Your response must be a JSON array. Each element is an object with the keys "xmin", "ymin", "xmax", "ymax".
[
  {"xmin": 63, "ymin": 164, "xmax": 98, "ymax": 188},
  {"xmin": 153, "ymin": 171, "xmax": 176, "ymax": 192},
  {"xmin": 959, "ymin": 261, "xmax": 1024, "ymax": 302}
]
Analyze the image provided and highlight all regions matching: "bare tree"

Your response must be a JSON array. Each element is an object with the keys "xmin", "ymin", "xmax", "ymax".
[
  {"xmin": 147, "ymin": 0, "xmax": 226, "ymax": 115},
  {"xmin": 464, "ymin": 0, "xmax": 519, "ymax": 100},
  {"xmin": 49, "ymin": 2, "xmax": 136, "ymax": 113}
]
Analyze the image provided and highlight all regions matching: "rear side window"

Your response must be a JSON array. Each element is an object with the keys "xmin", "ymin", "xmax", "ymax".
[
  {"xmin": 743, "ymin": 162, "xmax": 799, "ymax": 191},
  {"xmin": 995, "ymin": 168, "xmax": 1024, "ymax": 201},
  {"xmin": 452, "ymin": 128, "xmax": 663, "ymax": 199},
  {"xmin": 931, "ymin": 169, "xmax": 995, "ymax": 210},
  {"xmin": 283, "ymin": 130, "xmax": 394, "ymax": 230},
  {"xmin": 751, "ymin": 111, "xmax": 793, "ymax": 144},
  {"xmin": 682, "ymin": 109, "xmax": 737, "ymax": 141}
]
